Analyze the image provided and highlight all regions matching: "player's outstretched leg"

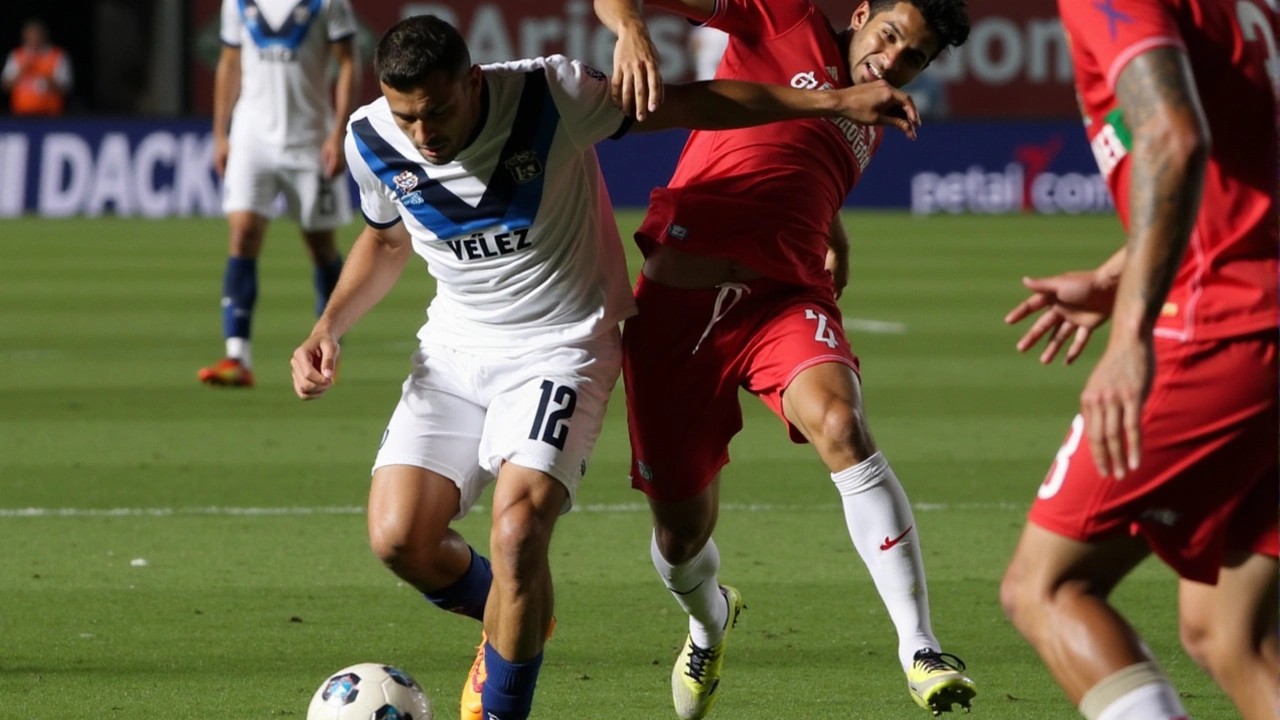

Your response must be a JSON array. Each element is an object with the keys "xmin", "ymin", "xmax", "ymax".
[
  {"xmin": 650, "ymin": 485, "xmax": 743, "ymax": 720},
  {"xmin": 366, "ymin": 466, "xmax": 495, "ymax": 719},
  {"xmin": 783, "ymin": 362, "xmax": 975, "ymax": 713},
  {"xmin": 200, "ymin": 211, "xmax": 265, "ymax": 387},
  {"xmin": 475, "ymin": 463, "xmax": 565, "ymax": 720},
  {"xmin": 368, "ymin": 467, "xmax": 490, "ymax": 616},
  {"xmin": 832, "ymin": 452, "xmax": 976, "ymax": 714},
  {"xmin": 1178, "ymin": 550, "xmax": 1279, "ymax": 720},
  {"xmin": 1001, "ymin": 525, "xmax": 1190, "ymax": 720}
]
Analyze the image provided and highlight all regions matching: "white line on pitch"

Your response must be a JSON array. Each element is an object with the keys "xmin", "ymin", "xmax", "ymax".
[
  {"xmin": 843, "ymin": 318, "xmax": 908, "ymax": 334},
  {"xmin": 0, "ymin": 502, "xmax": 1021, "ymax": 518}
]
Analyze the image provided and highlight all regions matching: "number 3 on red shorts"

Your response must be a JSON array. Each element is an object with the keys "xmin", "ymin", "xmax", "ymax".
[{"xmin": 1039, "ymin": 414, "xmax": 1086, "ymax": 500}]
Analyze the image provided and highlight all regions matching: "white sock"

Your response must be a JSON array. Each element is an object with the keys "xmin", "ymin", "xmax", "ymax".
[
  {"xmin": 226, "ymin": 337, "xmax": 252, "ymax": 369},
  {"xmin": 1095, "ymin": 682, "xmax": 1187, "ymax": 720},
  {"xmin": 1082, "ymin": 663, "xmax": 1188, "ymax": 720},
  {"xmin": 651, "ymin": 532, "xmax": 729, "ymax": 648},
  {"xmin": 832, "ymin": 452, "xmax": 938, "ymax": 670}
]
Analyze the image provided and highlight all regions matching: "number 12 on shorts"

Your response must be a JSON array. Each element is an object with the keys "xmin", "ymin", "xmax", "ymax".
[
  {"xmin": 529, "ymin": 380, "xmax": 578, "ymax": 450},
  {"xmin": 805, "ymin": 309, "xmax": 839, "ymax": 349}
]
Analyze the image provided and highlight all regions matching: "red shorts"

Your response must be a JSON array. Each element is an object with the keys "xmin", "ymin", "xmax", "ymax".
[
  {"xmin": 1029, "ymin": 333, "xmax": 1279, "ymax": 584},
  {"xmin": 623, "ymin": 274, "xmax": 859, "ymax": 502}
]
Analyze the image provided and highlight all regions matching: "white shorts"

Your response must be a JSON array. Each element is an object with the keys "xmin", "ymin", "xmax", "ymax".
[
  {"xmin": 222, "ymin": 142, "xmax": 351, "ymax": 231},
  {"xmin": 372, "ymin": 328, "xmax": 622, "ymax": 519}
]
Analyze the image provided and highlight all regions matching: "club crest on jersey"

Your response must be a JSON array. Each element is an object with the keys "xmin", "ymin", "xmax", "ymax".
[
  {"xmin": 504, "ymin": 150, "xmax": 543, "ymax": 184},
  {"xmin": 244, "ymin": 4, "xmax": 260, "ymax": 19},
  {"xmin": 393, "ymin": 169, "xmax": 418, "ymax": 193},
  {"xmin": 791, "ymin": 71, "xmax": 821, "ymax": 89},
  {"xmin": 293, "ymin": 5, "xmax": 311, "ymax": 24}
]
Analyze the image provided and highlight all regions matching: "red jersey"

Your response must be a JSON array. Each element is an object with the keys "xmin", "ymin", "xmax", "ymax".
[
  {"xmin": 1061, "ymin": 0, "xmax": 1279, "ymax": 341},
  {"xmin": 635, "ymin": 0, "xmax": 880, "ymax": 288}
]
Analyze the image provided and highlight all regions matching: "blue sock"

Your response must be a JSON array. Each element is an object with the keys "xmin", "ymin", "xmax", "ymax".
[
  {"xmin": 313, "ymin": 254, "xmax": 343, "ymax": 316},
  {"xmin": 481, "ymin": 644, "xmax": 543, "ymax": 720},
  {"xmin": 423, "ymin": 547, "xmax": 492, "ymax": 621},
  {"xmin": 221, "ymin": 257, "xmax": 257, "ymax": 340}
]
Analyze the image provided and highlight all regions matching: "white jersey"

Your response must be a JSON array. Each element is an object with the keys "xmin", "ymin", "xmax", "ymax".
[
  {"xmin": 345, "ymin": 56, "xmax": 637, "ymax": 354},
  {"xmin": 220, "ymin": 0, "xmax": 356, "ymax": 151}
]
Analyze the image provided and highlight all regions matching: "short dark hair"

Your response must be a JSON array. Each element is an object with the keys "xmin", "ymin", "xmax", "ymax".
[
  {"xmin": 374, "ymin": 15, "xmax": 471, "ymax": 91},
  {"xmin": 870, "ymin": 0, "xmax": 970, "ymax": 57}
]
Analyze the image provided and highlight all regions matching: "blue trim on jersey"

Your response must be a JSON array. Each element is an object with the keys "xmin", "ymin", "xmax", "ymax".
[
  {"xmin": 238, "ymin": 0, "xmax": 323, "ymax": 50},
  {"xmin": 362, "ymin": 210, "xmax": 401, "ymax": 229},
  {"xmin": 350, "ymin": 71, "xmax": 562, "ymax": 239}
]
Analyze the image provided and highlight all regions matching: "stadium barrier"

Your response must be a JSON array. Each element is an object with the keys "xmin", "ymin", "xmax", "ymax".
[{"xmin": 0, "ymin": 118, "xmax": 1110, "ymax": 218}]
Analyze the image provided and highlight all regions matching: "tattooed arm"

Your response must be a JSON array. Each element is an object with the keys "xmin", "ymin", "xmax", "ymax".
[
  {"xmin": 1078, "ymin": 46, "xmax": 1210, "ymax": 479},
  {"xmin": 1111, "ymin": 47, "xmax": 1210, "ymax": 341}
]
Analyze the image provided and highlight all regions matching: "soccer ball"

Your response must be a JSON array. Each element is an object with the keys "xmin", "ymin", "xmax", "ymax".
[{"xmin": 306, "ymin": 663, "xmax": 433, "ymax": 720}]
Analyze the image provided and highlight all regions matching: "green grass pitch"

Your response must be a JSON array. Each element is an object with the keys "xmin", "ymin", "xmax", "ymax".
[{"xmin": 0, "ymin": 211, "xmax": 1233, "ymax": 718}]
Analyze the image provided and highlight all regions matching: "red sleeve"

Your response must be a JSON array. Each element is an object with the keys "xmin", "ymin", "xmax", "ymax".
[
  {"xmin": 1059, "ymin": 0, "xmax": 1186, "ymax": 92},
  {"xmin": 702, "ymin": 0, "xmax": 813, "ymax": 42}
]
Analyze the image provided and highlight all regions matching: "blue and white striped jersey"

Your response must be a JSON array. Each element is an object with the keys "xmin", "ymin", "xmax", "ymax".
[
  {"xmin": 220, "ymin": 0, "xmax": 356, "ymax": 151},
  {"xmin": 345, "ymin": 56, "xmax": 637, "ymax": 353}
]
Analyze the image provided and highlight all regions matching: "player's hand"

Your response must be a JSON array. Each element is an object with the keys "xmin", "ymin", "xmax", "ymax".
[
  {"xmin": 1005, "ymin": 271, "xmax": 1116, "ymax": 365},
  {"xmin": 834, "ymin": 80, "xmax": 920, "ymax": 140},
  {"xmin": 612, "ymin": 22, "xmax": 663, "ymax": 121},
  {"xmin": 321, "ymin": 133, "xmax": 346, "ymax": 179},
  {"xmin": 825, "ymin": 245, "xmax": 849, "ymax": 299},
  {"xmin": 291, "ymin": 330, "xmax": 340, "ymax": 400},
  {"xmin": 1080, "ymin": 336, "xmax": 1153, "ymax": 479},
  {"xmin": 213, "ymin": 136, "xmax": 231, "ymax": 178}
]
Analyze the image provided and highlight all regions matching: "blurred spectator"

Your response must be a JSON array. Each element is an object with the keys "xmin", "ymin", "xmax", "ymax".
[
  {"xmin": 688, "ymin": 25, "xmax": 729, "ymax": 81},
  {"xmin": 2, "ymin": 19, "xmax": 73, "ymax": 116}
]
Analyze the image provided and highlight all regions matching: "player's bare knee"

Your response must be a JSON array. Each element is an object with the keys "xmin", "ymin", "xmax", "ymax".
[
  {"xmin": 812, "ymin": 404, "xmax": 875, "ymax": 465},
  {"xmin": 1178, "ymin": 615, "xmax": 1214, "ymax": 671},
  {"xmin": 998, "ymin": 565, "xmax": 1023, "ymax": 624},
  {"xmin": 1191, "ymin": 642, "xmax": 1247, "ymax": 685},
  {"xmin": 368, "ymin": 538, "xmax": 417, "ymax": 576},
  {"xmin": 651, "ymin": 501, "xmax": 716, "ymax": 565},
  {"xmin": 366, "ymin": 515, "xmax": 414, "ymax": 568},
  {"xmin": 1180, "ymin": 610, "xmax": 1265, "ymax": 677},
  {"xmin": 653, "ymin": 524, "xmax": 710, "ymax": 566},
  {"xmin": 999, "ymin": 560, "xmax": 1040, "ymax": 631},
  {"xmin": 489, "ymin": 502, "xmax": 551, "ymax": 587},
  {"xmin": 1000, "ymin": 554, "xmax": 1077, "ymax": 636},
  {"xmin": 366, "ymin": 509, "xmax": 441, "ymax": 574}
]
